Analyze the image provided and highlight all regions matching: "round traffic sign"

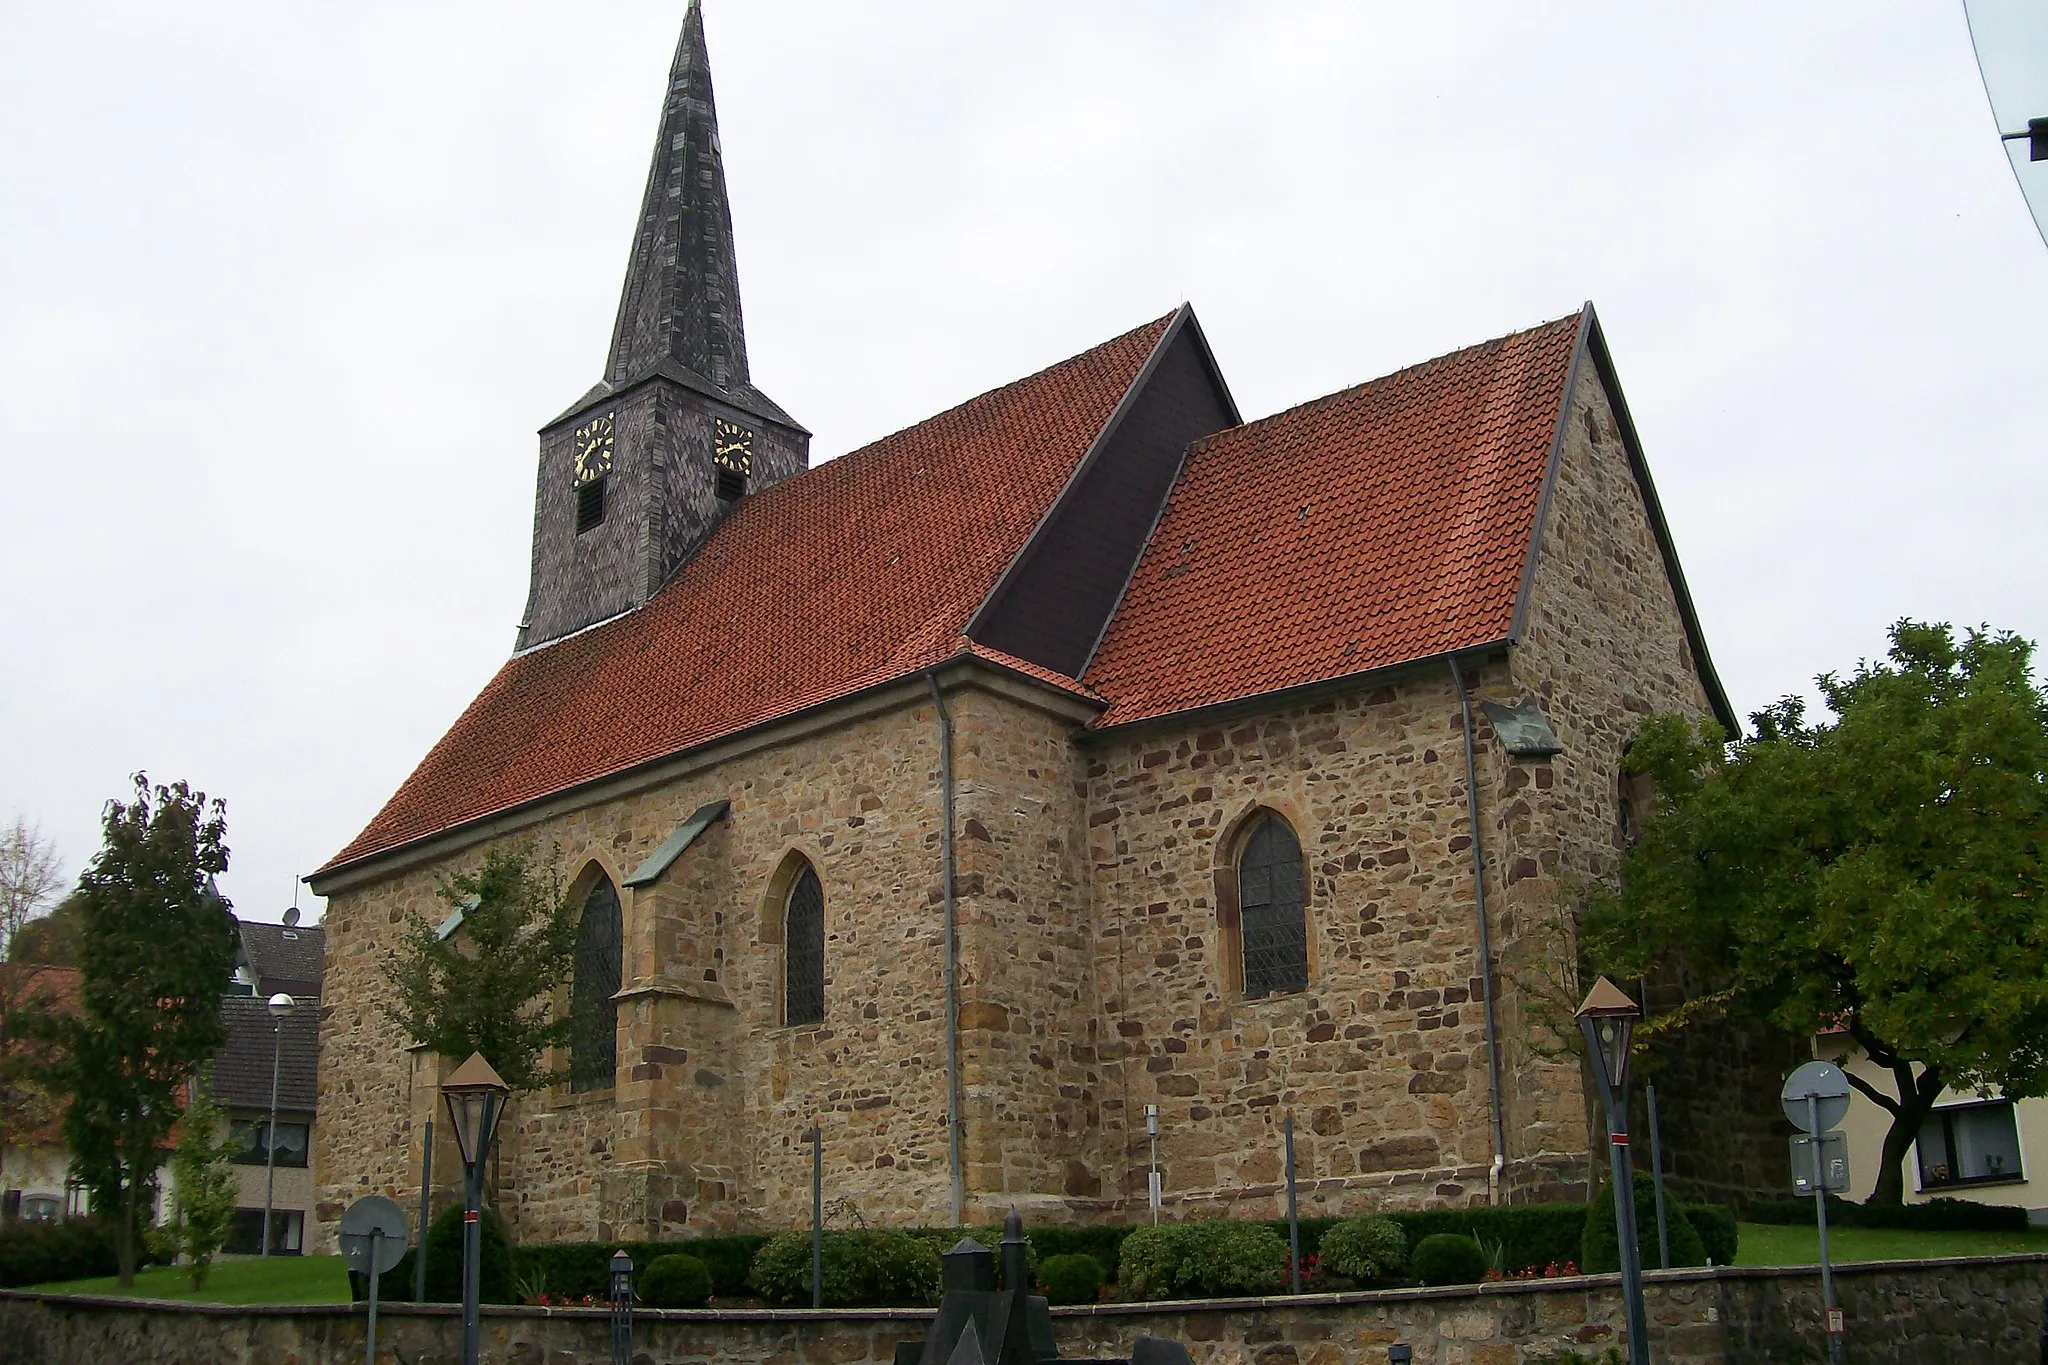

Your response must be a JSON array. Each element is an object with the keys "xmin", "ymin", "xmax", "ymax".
[
  {"xmin": 1781, "ymin": 1061, "xmax": 1852, "ymax": 1133},
  {"xmin": 338, "ymin": 1195, "xmax": 410, "ymax": 1276}
]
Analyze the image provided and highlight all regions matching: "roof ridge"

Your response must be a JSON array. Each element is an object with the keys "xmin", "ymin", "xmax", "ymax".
[{"xmin": 1183, "ymin": 311, "xmax": 1582, "ymax": 460}]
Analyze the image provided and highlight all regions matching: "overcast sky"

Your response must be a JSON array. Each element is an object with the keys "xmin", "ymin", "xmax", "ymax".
[{"xmin": 3, "ymin": 2, "xmax": 2044, "ymax": 925}]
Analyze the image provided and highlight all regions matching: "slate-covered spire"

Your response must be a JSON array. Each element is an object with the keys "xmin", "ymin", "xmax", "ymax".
[{"xmin": 605, "ymin": 0, "xmax": 754, "ymax": 397}]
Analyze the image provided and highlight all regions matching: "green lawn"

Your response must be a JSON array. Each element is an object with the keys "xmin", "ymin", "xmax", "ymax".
[
  {"xmin": 25, "ymin": 1254, "xmax": 353, "ymax": 1305},
  {"xmin": 1734, "ymin": 1222, "xmax": 2048, "ymax": 1267}
]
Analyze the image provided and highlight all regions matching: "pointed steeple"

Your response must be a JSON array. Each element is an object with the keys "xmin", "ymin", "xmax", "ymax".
[{"xmin": 602, "ymin": 1, "xmax": 789, "ymax": 425}]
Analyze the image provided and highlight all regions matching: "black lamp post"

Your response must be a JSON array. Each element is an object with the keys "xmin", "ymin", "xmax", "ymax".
[
  {"xmin": 1577, "ymin": 977, "xmax": 1648, "ymax": 1365},
  {"xmin": 608, "ymin": 1249, "xmax": 634, "ymax": 1365},
  {"xmin": 441, "ymin": 1053, "xmax": 509, "ymax": 1365}
]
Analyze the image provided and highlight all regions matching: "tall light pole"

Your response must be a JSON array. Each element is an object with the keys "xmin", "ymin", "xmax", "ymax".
[
  {"xmin": 261, "ymin": 992, "xmax": 293, "ymax": 1257},
  {"xmin": 1577, "ymin": 977, "xmax": 1648, "ymax": 1365},
  {"xmin": 442, "ymin": 1053, "xmax": 510, "ymax": 1365}
]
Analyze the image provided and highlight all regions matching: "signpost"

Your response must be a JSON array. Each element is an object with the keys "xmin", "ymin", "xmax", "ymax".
[
  {"xmin": 339, "ymin": 1195, "xmax": 411, "ymax": 1365},
  {"xmin": 1781, "ymin": 1061, "xmax": 1852, "ymax": 1365}
]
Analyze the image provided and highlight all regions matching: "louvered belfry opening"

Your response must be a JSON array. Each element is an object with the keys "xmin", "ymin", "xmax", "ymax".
[
  {"xmin": 569, "ymin": 875, "xmax": 622, "ymax": 1091},
  {"xmin": 576, "ymin": 475, "xmax": 607, "ymax": 533},
  {"xmin": 783, "ymin": 864, "xmax": 825, "ymax": 1027},
  {"xmin": 1238, "ymin": 814, "xmax": 1308, "ymax": 998}
]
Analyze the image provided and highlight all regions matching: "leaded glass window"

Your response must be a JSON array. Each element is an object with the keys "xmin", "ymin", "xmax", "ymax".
[
  {"xmin": 569, "ymin": 875, "xmax": 622, "ymax": 1092},
  {"xmin": 1238, "ymin": 815, "xmax": 1308, "ymax": 998},
  {"xmin": 784, "ymin": 865, "xmax": 825, "ymax": 1027}
]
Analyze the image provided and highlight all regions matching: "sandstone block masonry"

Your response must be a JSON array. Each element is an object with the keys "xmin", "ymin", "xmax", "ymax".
[{"xmin": 313, "ymin": 360, "xmax": 1741, "ymax": 1250}]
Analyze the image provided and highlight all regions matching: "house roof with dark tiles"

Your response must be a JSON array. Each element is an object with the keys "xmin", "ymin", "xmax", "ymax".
[
  {"xmin": 1083, "ymin": 313, "xmax": 1583, "ymax": 727},
  {"xmin": 211, "ymin": 995, "xmax": 319, "ymax": 1115},
  {"xmin": 319, "ymin": 313, "xmax": 1175, "ymax": 875},
  {"xmin": 235, "ymin": 918, "xmax": 325, "ymax": 999}
]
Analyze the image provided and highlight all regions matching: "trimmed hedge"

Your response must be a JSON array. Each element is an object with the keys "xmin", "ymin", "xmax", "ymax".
[
  {"xmin": 0, "ymin": 1219, "xmax": 120, "ymax": 1288},
  {"xmin": 1119, "ymin": 1221, "xmax": 1288, "ymax": 1299},
  {"xmin": 1582, "ymin": 1174, "xmax": 1706, "ymax": 1274},
  {"xmin": 422, "ymin": 1203, "xmax": 515, "ymax": 1304},
  {"xmin": 1411, "ymin": 1233, "xmax": 1487, "ymax": 1286},
  {"xmin": 1745, "ymin": 1195, "xmax": 2028, "ymax": 1233},
  {"xmin": 1681, "ymin": 1203, "xmax": 1739, "ymax": 1266},
  {"xmin": 1376, "ymin": 1206, "xmax": 1588, "ymax": 1271},
  {"xmin": 1037, "ymin": 1253, "xmax": 1104, "ymax": 1305},
  {"xmin": 514, "ymin": 1234, "xmax": 769, "ymax": 1302}
]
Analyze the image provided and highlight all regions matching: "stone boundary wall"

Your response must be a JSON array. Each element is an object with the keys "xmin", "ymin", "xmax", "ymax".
[{"xmin": 0, "ymin": 1255, "xmax": 2040, "ymax": 1364}]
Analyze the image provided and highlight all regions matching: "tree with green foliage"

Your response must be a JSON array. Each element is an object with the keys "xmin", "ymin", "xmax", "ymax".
[
  {"xmin": 1584, "ymin": 621, "xmax": 2048, "ymax": 1205},
  {"xmin": 385, "ymin": 845, "xmax": 578, "ymax": 1093},
  {"xmin": 167, "ymin": 1074, "xmax": 237, "ymax": 1289},
  {"xmin": 57, "ymin": 775, "xmax": 237, "ymax": 1284}
]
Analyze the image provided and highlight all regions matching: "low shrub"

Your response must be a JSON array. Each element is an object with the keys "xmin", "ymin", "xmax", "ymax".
[
  {"xmin": 1030, "ymin": 1225, "xmax": 1136, "ymax": 1282},
  {"xmin": 0, "ymin": 1218, "xmax": 120, "ymax": 1288},
  {"xmin": 1745, "ymin": 1195, "xmax": 2028, "ymax": 1233},
  {"xmin": 1119, "ymin": 1220, "xmax": 1288, "ymax": 1299},
  {"xmin": 1037, "ymin": 1252, "xmax": 1104, "ymax": 1305},
  {"xmin": 1581, "ymin": 1175, "xmax": 1706, "ymax": 1274},
  {"xmin": 748, "ymin": 1229, "xmax": 940, "ymax": 1307},
  {"xmin": 1681, "ymin": 1203, "xmax": 1739, "ymax": 1266},
  {"xmin": 1410, "ymin": 1233, "xmax": 1488, "ymax": 1286},
  {"xmin": 1315, "ymin": 1217, "xmax": 1408, "ymax": 1282},
  {"xmin": 514, "ymin": 1234, "xmax": 768, "ymax": 1302},
  {"xmin": 422, "ymin": 1203, "xmax": 515, "ymax": 1304},
  {"xmin": 639, "ymin": 1253, "xmax": 712, "ymax": 1308}
]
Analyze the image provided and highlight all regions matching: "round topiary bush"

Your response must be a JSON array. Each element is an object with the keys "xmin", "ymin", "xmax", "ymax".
[
  {"xmin": 1315, "ymin": 1216, "xmax": 1408, "ymax": 1282},
  {"xmin": 1410, "ymin": 1233, "xmax": 1488, "ymax": 1287},
  {"xmin": 1580, "ymin": 1173, "xmax": 1707, "ymax": 1274},
  {"xmin": 639, "ymin": 1252, "xmax": 713, "ymax": 1308},
  {"xmin": 423, "ymin": 1203, "xmax": 515, "ymax": 1304},
  {"xmin": 1037, "ymin": 1252, "xmax": 1104, "ymax": 1305}
]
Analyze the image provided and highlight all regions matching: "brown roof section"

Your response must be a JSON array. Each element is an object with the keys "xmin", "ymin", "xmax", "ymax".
[
  {"xmin": 1083, "ymin": 313, "xmax": 1584, "ymax": 727},
  {"xmin": 320, "ymin": 313, "xmax": 1174, "ymax": 874}
]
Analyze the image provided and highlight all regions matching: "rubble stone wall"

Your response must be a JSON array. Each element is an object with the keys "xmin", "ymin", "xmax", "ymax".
[{"xmin": 7, "ymin": 1256, "xmax": 2043, "ymax": 1365}]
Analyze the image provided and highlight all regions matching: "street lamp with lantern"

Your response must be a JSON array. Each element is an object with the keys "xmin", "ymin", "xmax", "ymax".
[
  {"xmin": 1577, "ymin": 977, "xmax": 1649, "ymax": 1365},
  {"xmin": 441, "ymin": 1052, "xmax": 510, "ymax": 1365},
  {"xmin": 260, "ymin": 991, "xmax": 293, "ymax": 1258}
]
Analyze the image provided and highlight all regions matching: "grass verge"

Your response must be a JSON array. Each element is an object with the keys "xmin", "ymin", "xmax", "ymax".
[
  {"xmin": 1733, "ymin": 1222, "xmax": 2048, "ymax": 1267},
  {"xmin": 23, "ymin": 1254, "xmax": 352, "ymax": 1305}
]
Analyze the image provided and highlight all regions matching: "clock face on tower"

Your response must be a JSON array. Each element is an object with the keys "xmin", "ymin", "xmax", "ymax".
[
  {"xmin": 573, "ymin": 413, "xmax": 615, "ymax": 485},
  {"xmin": 712, "ymin": 417, "xmax": 754, "ymax": 477}
]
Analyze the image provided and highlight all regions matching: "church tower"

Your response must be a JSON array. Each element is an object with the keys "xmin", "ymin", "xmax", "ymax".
[{"xmin": 518, "ymin": 1, "xmax": 807, "ymax": 651}]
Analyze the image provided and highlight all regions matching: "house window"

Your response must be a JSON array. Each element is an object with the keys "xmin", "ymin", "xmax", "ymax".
[
  {"xmin": 576, "ymin": 475, "xmax": 608, "ymax": 533},
  {"xmin": 784, "ymin": 864, "xmax": 825, "ymax": 1027},
  {"xmin": 569, "ymin": 874, "xmax": 622, "ymax": 1092},
  {"xmin": 20, "ymin": 1195, "xmax": 59, "ymax": 1223},
  {"xmin": 225, "ymin": 1208, "xmax": 303, "ymax": 1256},
  {"xmin": 1238, "ymin": 814, "xmax": 1308, "ymax": 999},
  {"xmin": 230, "ymin": 1119, "xmax": 310, "ymax": 1168},
  {"xmin": 1918, "ymin": 1100, "xmax": 2024, "ymax": 1188}
]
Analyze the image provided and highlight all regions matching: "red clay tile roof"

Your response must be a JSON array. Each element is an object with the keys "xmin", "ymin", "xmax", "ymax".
[
  {"xmin": 320, "ymin": 314, "xmax": 1174, "ymax": 873},
  {"xmin": 1083, "ymin": 312, "xmax": 1583, "ymax": 727}
]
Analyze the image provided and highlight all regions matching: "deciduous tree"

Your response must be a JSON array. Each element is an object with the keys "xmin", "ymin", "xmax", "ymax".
[
  {"xmin": 1584, "ymin": 621, "xmax": 2048, "ymax": 1204},
  {"xmin": 385, "ymin": 844, "xmax": 578, "ymax": 1093},
  {"xmin": 59, "ymin": 776, "xmax": 237, "ymax": 1283},
  {"xmin": 167, "ymin": 1074, "xmax": 237, "ymax": 1289},
  {"xmin": 0, "ymin": 820, "xmax": 68, "ymax": 1186}
]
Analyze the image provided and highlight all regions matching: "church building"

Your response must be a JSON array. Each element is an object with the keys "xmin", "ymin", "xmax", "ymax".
[{"xmin": 308, "ymin": 3, "xmax": 1757, "ymax": 1251}]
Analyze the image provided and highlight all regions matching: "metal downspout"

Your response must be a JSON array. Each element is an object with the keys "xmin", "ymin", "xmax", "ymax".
[
  {"xmin": 927, "ymin": 672, "xmax": 965, "ymax": 1225},
  {"xmin": 1450, "ymin": 655, "xmax": 1510, "ymax": 1203}
]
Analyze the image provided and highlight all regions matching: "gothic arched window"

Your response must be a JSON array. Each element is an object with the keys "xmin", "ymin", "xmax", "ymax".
[
  {"xmin": 1237, "ymin": 814, "xmax": 1308, "ymax": 999},
  {"xmin": 569, "ymin": 873, "xmax": 622, "ymax": 1092},
  {"xmin": 783, "ymin": 863, "xmax": 825, "ymax": 1027}
]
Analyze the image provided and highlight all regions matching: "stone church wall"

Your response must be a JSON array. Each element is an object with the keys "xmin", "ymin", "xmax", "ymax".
[
  {"xmin": 1080, "ymin": 670, "xmax": 1532, "ymax": 1220},
  {"xmin": 1502, "ymin": 360, "xmax": 1799, "ymax": 1202}
]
